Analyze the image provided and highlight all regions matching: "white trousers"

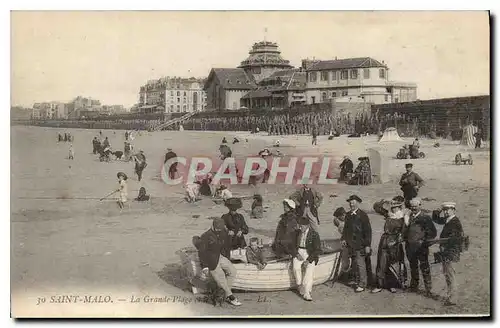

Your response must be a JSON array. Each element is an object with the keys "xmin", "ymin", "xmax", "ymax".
[{"xmin": 292, "ymin": 248, "xmax": 316, "ymax": 297}]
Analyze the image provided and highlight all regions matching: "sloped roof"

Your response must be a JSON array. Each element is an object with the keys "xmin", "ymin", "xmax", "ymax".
[
  {"xmin": 241, "ymin": 89, "xmax": 273, "ymax": 99},
  {"xmin": 205, "ymin": 68, "xmax": 256, "ymax": 90},
  {"xmin": 307, "ymin": 57, "xmax": 387, "ymax": 71}
]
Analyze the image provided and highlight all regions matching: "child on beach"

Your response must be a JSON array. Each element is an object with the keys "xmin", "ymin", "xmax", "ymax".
[
  {"xmin": 68, "ymin": 144, "xmax": 74, "ymax": 160},
  {"xmin": 251, "ymin": 194, "xmax": 264, "ymax": 219},
  {"xmin": 246, "ymin": 237, "xmax": 267, "ymax": 270},
  {"xmin": 116, "ymin": 172, "xmax": 128, "ymax": 209}
]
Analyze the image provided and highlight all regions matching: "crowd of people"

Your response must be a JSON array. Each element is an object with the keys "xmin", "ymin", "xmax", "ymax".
[{"xmin": 188, "ymin": 159, "xmax": 467, "ymax": 308}]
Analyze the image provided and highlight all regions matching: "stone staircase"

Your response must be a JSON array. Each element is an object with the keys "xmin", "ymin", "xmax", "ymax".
[{"xmin": 151, "ymin": 112, "xmax": 196, "ymax": 131}]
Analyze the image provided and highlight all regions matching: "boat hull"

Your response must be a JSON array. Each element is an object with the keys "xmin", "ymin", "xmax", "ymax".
[{"xmin": 179, "ymin": 240, "xmax": 343, "ymax": 294}]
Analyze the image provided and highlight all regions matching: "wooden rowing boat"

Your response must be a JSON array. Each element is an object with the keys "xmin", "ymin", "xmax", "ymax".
[{"xmin": 178, "ymin": 239, "xmax": 343, "ymax": 294}]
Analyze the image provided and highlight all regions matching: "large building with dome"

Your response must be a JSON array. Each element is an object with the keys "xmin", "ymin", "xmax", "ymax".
[
  {"xmin": 204, "ymin": 41, "xmax": 299, "ymax": 111},
  {"xmin": 204, "ymin": 40, "xmax": 418, "ymax": 111}
]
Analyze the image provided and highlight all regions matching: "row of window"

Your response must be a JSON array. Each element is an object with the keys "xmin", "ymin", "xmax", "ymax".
[
  {"xmin": 318, "ymin": 91, "xmax": 389, "ymax": 102},
  {"xmin": 145, "ymin": 91, "xmax": 206, "ymax": 98},
  {"xmin": 309, "ymin": 68, "xmax": 386, "ymax": 83},
  {"xmin": 167, "ymin": 105, "xmax": 205, "ymax": 112}
]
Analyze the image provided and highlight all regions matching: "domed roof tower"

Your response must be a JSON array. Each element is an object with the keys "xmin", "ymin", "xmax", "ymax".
[{"xmin": 238, "ymin": 41, "xmax": 293, "ymax": 83}]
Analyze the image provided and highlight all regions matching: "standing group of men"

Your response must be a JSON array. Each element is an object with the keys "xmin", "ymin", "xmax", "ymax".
[{"xmin": 191, "ymin": 157, "xmax": 466, "ymax": 308}]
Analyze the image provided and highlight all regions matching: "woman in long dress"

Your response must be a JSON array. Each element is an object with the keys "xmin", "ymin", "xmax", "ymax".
[{"xmin": 372, "ymin": 200, "xmax": 408, "ymax": 293}]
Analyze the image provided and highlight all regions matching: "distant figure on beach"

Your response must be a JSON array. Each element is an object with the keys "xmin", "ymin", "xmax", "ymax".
[
  {"xmin": 399, "ymin": 163, "xmax": 424, "ymax": 207},
  {"xmin": 68, "ymin": 144, "xmax": 74, "ymax": 160},
  {"xmin": 232, "ymin": 137, "xmax": 239, "ymax": 144},
  {"xmin": 311, "ymin": 129, "xmax": 318, "ymax": 146},
  {"xmin": 103, "ymin": 137, "xmax": 110, "ymax": 149},
  {"xmin": 164, "ymin": 148, "xmax": 178, "ymax": 180},
  {"xmin": 92, "ymin": 137, "xmax": 100, "ymax": 154},
  {"xmin": 133, "ymin": 150, "xmax": 147, "ymax": 182},
  {"xmin": 474, "ymin": 130, "xmax": 482, "ymax": 149},
  {"xmin": 221, "ymin": 137, "xmax": 227, "ymax": 144}
]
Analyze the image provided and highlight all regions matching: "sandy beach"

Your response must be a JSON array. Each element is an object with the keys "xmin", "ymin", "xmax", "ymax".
[{"xmin": 10, "ymin": 126, "xmax": 490, "ymax": 317}]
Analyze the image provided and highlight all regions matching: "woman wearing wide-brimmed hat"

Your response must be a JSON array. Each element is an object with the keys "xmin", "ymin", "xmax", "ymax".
[
  {"xmin": 222, "ymin": 198, "xmax": 249, "ymax": 250},
  {"xmin": 372, "ymin": 199, "xmax": 407, "ymax": 294}
]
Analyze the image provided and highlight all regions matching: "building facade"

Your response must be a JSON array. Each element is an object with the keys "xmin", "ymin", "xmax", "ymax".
[
  {"xmin": 204, "ymin": 68, "xmax": 256, "ymax": 111},
  {"xmin": 138, "ymin": 77, "xmax": 207, "ymax": 114},
  {"xmin": 32, "ymin": 102, "xmax": 67, "ymax": 119},
  {"xmin": 304, "ymin": 57, "xmax": 417, "ymax": 105},
  {"xmin": 204, "ymin": 40, "xmax": 296, "ymax": 111},
  {"xmin": 240, "ymin": 68, "xmax": 307, "ymax": 110}
]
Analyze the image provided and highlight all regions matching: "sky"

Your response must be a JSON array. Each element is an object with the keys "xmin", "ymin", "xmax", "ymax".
[{"xmin": 10, "ymin": 11, "xmax": 490, "ymax": 108}]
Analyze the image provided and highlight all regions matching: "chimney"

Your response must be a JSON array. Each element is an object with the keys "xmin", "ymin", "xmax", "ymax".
[{"xmin": 335, "ymin": 56, "xmax": 338, "ymax": 60}]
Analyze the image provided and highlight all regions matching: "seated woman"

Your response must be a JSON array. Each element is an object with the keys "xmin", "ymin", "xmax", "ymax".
[
  {"xmin": 272, "ymin": 199, "xmax": 299, "ymax": 258},
  {"xmin": 348, "ymin": 157, "xmax": 372, "ymax": 185},
  {"xmin": 339, "ymin": 156, "xmax": 354, "ymax": 182},
  {"xmin": 199, "ymin": 173, "xmax": 214, "ymax": 196},
  {"xmin": 135, "ymin": 187, "xmax": 150, "ymax": 201},
  {"xmin": 222, "ymin": 198, "xmax": 249, "ymax": 250}
]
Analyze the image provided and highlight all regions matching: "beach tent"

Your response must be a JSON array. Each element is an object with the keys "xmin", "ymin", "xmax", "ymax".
[
  {"xmin": 460, "ymin": 124, "xmax": 478, "ymax": 147},
  {"xmin": 378, "ymin": 127, "xmax": 403, "ymax": 142}
]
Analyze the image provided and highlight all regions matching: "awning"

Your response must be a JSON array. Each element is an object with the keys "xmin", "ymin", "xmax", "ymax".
[{"xmin": 139, "ymin": 105, "xmax": 157, "ymax": 109}]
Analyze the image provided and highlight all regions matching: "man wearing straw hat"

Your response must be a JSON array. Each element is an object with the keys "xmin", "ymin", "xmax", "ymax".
[
  {"xmin": 432, "ymin": 202, "xmax": 464, "ymax": 306},
  {"xmin": 342, "ymin": 195, "xmax": 372, "ymax": 293},
  {"xmin": 404, "ymin": 197, "xmax": 437, "ymax": 296},
  {"xmin": 291, "ymin": 216, "xmax": 321, "ymax": 301},
  {"xmin": 196, "ymin": 217, "xmax": 242, "ymax": 306}
]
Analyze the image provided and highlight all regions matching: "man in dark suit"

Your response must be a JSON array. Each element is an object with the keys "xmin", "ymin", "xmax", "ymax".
[
  {"xmin": 399, "ymin": 163, "xmax": 424, "ymax": 207},
  {"xmin": 342, "ymin": 195, "xmax": 372, "ymax": 292},
  {"xmin": 291, "ymin": 216, "xmax": 322, "ymax": 301},
  {"xmin": 404, "ymin": 197, "xmax": 437, "ymax": 296},
  {"xmin": 197, "ymin": 217, "xmax": 242, "ymax": 306},
  {"xmin": 432, "ymin": 202, "xmax": 464, "ymax": 306}
]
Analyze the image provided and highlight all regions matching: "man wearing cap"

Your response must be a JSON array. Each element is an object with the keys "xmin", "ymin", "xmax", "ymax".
[
  {"xmin": 291, "ymin": 216, "xmax": 321, "ymax": 301},
  {"xmin": 342, "ymin": 195, "xmax": 372, "ymax": 292},
  {"xmin": 222, "ymin": 198, "xmax": 249, "ymax": 250},
  {"xmin": 164, "ymin": 148, "xmax": 178, "ymax": 180},
  {"xmin": 432, "ymin": 202, "xmax": 464, "ymax": 306},
  {"xmin": 273, "ymin": 199, "xmax": 299, "ymax": 258},
  {"xmin": 196, "ymin": 217, "xmax": 242, "ymax": 306},
  {"xmin": 289, "ymin": 185, "xmax": 323, "ymax": 232},
  {"xmin": 399, "ymin": 163, "xmax": 424, "ymax": 206},
  {"xmin": 404, "ymin": 197, "xmax": 437, "ymax": 295}
]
